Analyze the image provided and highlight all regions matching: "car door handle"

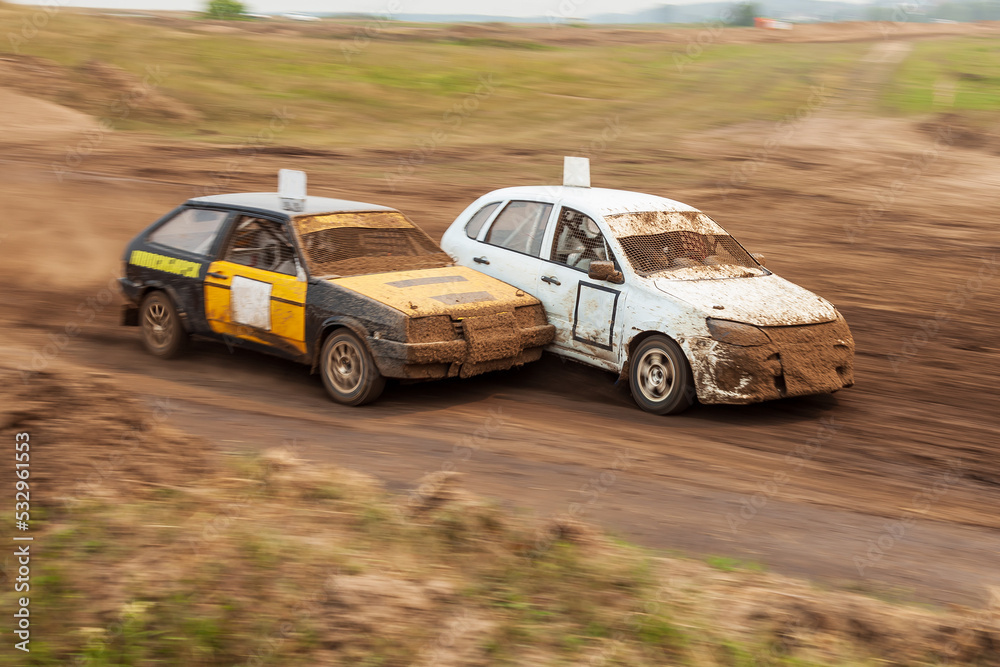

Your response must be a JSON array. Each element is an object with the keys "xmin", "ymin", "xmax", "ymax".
[
  {"xmin": 473, "ymin": 256, "xmax": 490, "ymax": 265},
  {"xmin": 541, "ymin": 276, "xmax": 561, "ymax": 286},
  {"xmin": 207, "ymin": 271, "xmax": 227, "ymax": 279}
]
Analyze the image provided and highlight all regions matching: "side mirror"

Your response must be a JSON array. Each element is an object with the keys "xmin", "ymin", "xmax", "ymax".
[
  {"xmin": 751, "ymin": 253, "xmax": 766, "ymax": 267},
  {"xmin": 588, "ymin": 260, "xmax": 624, "ymax": 284}
]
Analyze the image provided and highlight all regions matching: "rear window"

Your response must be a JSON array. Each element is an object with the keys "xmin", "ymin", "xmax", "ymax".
[
  {"xmin": 292, "ymin": 210, "xmax": 451, "ymax": 277},
  {"xmin": 485, "ymin": 200, "xmax": 552, "ymax": 257},
  {"xmin": 465, "ymin": 202, "xmax": 500, "ymax": 239},
  {"xmin": 148, "ymin": 208, "xmax": 228, "ymax": 256}
]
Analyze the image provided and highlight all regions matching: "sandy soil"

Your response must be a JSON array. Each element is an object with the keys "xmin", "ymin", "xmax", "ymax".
[
  {"xmin": 0, "ymin": 35, "xmax": 997, "ymax": 611},
  {"xmin": 0, "ymin": 87, "xmax": 98, "ymax": 143}
]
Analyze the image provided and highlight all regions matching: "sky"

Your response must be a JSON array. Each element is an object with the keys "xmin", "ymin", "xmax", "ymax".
[{"xmin": 18, "ymin": 0, "xmax": 678, "ymax": 17}]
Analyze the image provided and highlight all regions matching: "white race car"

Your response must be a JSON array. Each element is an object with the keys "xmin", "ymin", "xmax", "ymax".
[{"xmin": 440, "ymin": 158, "xmax": 854, "ymax": 414}]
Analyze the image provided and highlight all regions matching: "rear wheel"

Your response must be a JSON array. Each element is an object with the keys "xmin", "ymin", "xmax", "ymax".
[
  {"xmin": 628, "ymin": 335, "xmax": 695, "ymax": 415},
  {"xmin": 320, "ymin": 329, "xmax": 386, "ymax": 406},
  {"xmin": 140, "ymin": 291, "xmax": 188, "ymax": 359}
]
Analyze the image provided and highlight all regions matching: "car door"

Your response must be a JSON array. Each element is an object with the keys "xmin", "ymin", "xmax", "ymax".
[
  {"xmin": 473, "ymin": 199, "xmax": 555, "ymax": 295},
  {"xmin": 537, "ymin": 206, "xmax": 625, "ymax": 366},
  {"xmin": 136, "ymin": 206, "xmax": 232, "ymax": 334},
  {"xmin": 203, "ymin": 214, "xmax": 308, "ymax": 357}
]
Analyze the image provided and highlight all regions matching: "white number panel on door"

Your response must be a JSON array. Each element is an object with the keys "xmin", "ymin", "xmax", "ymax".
[
  {"xmin": 231, "ymin": 276, "xmax": 273, "ymax": 330},
  {"xmin": 573, "ymin": 282, "xmax": 620, "ymax": 351}
]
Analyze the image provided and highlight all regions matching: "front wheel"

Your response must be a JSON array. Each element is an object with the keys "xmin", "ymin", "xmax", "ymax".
[
  {"xmin": 140, "ymin": 291, "xmax": 188, "ymax": 359},
  {"xmin": 628, "ymin": 335, "xmax": 695, "ymax": 415},
  {"xmin": 320, "ymin": 329, "xmax": 386, "ymax": 406}
]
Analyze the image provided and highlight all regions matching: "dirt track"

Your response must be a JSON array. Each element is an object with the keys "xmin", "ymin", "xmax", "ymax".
[{"xmin": 1, "ymin": 36, "xmax": 998, "ymax": 609}]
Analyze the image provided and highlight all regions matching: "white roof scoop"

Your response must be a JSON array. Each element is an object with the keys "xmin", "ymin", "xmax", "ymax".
[
  {"xmin": 278, "ymin": 168, "xmax": 307, "ymax": 212},
  {"xmin": 563, "ymin": 156, "xmax": 591, "ymax": 188}
]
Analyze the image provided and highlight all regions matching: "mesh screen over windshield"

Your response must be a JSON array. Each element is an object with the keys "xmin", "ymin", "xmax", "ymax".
[
  {"xmin": 293, "ymin": 211, "xmax": 451, "ymax": 277},
  {"xmin": 617, "ymin": 230, "xmax": 759, "ymax": 276}
]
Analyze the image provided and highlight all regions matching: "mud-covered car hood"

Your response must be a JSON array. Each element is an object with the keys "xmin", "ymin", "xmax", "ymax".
[
  {"xmin": 654, "ymin": 274, "xmax": 838, "ymax": 326},
  {"xmin": 329, "ymin": 265, "xmax": 538, "ymax": 318}
]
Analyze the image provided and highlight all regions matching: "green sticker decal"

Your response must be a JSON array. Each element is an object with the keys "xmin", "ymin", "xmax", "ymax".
[{"xmin": 130, "ymin": 250, "xmax": 201, "ymax": 278}]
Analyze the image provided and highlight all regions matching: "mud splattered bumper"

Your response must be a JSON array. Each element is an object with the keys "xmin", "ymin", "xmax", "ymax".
[
  {"xmin": 685, "ymin": 318, "xmax": 855, "ymax": 405},
  {"xmin": 368, "ymin": 309, "xmax": 555, "ymax": 380}
]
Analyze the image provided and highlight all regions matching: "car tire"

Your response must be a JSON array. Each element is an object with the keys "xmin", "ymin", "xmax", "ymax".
[
  {"xmin": 320, "ymin": 329, "xmax": 386, "ymax": 406},
  {"xmin": 140, "ymin": 291, "xmax": 188, "ymax": 359},
  {"xmin": 628, "ymin": 335, "xmax": 695, "ymax": 415}
]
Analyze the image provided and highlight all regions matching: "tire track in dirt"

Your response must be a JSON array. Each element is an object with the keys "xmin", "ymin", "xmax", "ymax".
[{"xmin": 2, "ymin": 292, "xmax": 999, "ymax": 608}]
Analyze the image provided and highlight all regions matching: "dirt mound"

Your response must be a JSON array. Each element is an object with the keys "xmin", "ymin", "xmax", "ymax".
[
  {"xmin": 0, "ymin": 54, "xmax": 199, "ymax": 125},
  {"xmin": 0, "ymin": 366, "xmax": 213, "ymax": 508},
  {"xmin": 919, "ymin": 112, "xmax": 1000, "ymax": 152},
  {"xmin": 668, "ymin": 559, "xmax": 1000, "ymax": 665},
  {"xmin": 79, "ymin": 60, "xmax": 200, "ymax": 121},
  {"xmin": 0, "ymin": 87, "xmax": 97, "ymax": 143}
]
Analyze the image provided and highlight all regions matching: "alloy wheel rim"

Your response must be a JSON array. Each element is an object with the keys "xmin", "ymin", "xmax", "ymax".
[
  {"xmin": 637, "ymin": 348, "xmax": 675, "ymax": 403},
  {"xmin": 144, "ymin": 302, "xmax": 172, "ymax": 348},
  {"xmin": 327, "ymin": 339, "xmax": 363, "ymax": 394}
]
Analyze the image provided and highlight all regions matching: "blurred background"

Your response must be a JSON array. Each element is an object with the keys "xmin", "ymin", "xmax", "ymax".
[{"xmin": 0, "ymin": 0, "xmax": 998, "ymax": 664}]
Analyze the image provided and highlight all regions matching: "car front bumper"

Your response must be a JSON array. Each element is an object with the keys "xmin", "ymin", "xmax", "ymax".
[
  {"xmin": 368, "ymin": 315, "xmax": 556, "ymax": 380},
  {"xmin": 684, "ymin": 318, "xmax": 855, "ymax": 405}
]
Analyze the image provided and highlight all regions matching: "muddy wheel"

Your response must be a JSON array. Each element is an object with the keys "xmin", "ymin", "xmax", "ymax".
[
  {"xmin": 320, "ymin": 329, "xmax": 386, "ymax": 406},
  {"xmin": 140, "ymin": 291, "xmax": 188, "ymax": 359},
  {"xmin": 628, "ymin": 335, "xmax": 695, "ymax": 415}
]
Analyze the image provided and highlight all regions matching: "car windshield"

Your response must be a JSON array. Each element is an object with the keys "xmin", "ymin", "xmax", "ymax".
[
  {"xmin": 292, "ymin": 211, "xmax": 452, "ymax": 277},
  {"xmin": 604, "ymin": 210, "xmax": 765, "ymax": 280}
]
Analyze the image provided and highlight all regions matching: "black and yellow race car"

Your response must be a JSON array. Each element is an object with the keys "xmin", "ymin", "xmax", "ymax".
[{"xmin": 119, "ymin": 177, "xmax": 555, "ymax": 405}]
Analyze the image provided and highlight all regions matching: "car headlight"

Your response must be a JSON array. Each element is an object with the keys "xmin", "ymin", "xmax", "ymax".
[{"xmin": 706, "ymin": 319, "xmax": 770, "ymax": 347}]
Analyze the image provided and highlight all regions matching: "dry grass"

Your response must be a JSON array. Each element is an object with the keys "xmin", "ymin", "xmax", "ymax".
[
  {"xmin": 1, "ymin": 366, "xmax": 998, "ymax": 666},
  {"xmin": 0, "ymin": 7, "xmax": 868, "ymax": 151}
]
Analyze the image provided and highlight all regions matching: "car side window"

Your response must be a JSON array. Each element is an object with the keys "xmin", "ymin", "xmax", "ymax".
[
  {"xmin": 148, "ymin": 208, "xmax": 228, "ymax": 256},
  {"xmin": 485, "ymin": 200, "xmax": 552, "ymax": 257},
  {"xmin": 550, "ymin": 207, "xmax": 612, "ymax": 272},
  {"xmin": 465, "ymin": 202, "xmax": 500, "ymax": 239},
  {"xmin": 223, "ymin": 216, "xmax": 299, "ymax": 276}
]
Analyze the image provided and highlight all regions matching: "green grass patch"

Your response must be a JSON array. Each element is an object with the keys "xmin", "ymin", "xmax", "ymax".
[
  {"xmin": 885, "ymin": 36, "xmax": 1000, "ymax": 113},
  {"xmin": 705, "ymin": 555, "xmax": 768, "ymax": 572},
  {"xmin": 0, "ymin": 9, "xmax": 867, "ymax": 150}
]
